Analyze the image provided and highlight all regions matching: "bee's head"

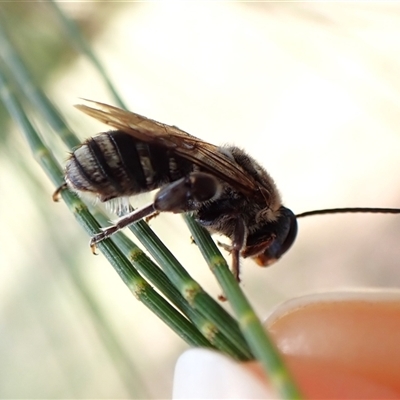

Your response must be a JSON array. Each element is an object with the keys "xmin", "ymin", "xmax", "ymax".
[{"xmin": 242, "ymin": 206, "xmax": 298, "ymax": 266}]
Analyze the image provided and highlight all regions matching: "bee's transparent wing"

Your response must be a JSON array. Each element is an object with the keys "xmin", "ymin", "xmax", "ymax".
[{"xmin": 76, "ymin": 100, "xmax": 259, "ymax": 197}]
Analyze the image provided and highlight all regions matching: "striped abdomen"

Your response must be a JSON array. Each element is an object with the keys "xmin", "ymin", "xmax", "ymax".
[{"xmin": 65, "ymin": 130, "xmax": 193, "ymax": 201}]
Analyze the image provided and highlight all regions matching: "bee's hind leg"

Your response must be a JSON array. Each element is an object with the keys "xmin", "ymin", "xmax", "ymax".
[
  {"xmin": 154, "ymin": 172, "xmax": 221, "ymax": 213},
  {"xmin": 90, "ymin": 172, "xmax": 221, "ymax": 252},
  {"xmin": 52, "ymin": 183, "xmax": 68, "ymax": 202},
  {"xmin": 90, "ymin": 203, "xmax": 156, "ymax": 253}
]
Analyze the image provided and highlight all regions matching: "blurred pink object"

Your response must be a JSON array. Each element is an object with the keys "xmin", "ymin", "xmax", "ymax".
[{"xmin": 173, "ymin": 290, "xmax": 400, "ymax": 399}]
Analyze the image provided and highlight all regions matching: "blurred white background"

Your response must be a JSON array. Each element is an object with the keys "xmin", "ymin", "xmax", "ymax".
[{"xmin": 1, "ymin": 2, "xmax": 400, "ymax": 398}]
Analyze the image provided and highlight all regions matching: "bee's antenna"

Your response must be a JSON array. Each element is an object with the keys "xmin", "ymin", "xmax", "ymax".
[{"xmin": 296, "ymin": 207, "xmax": 400, "ymax": 219}]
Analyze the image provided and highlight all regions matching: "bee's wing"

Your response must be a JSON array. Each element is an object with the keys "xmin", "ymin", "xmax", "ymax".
[{"xmin": 75, "ymin": 100, "xmax": 259, "ymax": 196}]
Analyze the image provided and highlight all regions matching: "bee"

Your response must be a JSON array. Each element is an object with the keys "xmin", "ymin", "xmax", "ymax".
[{"xmin": 54, "ymin": 100, "xmax": 400, "ymax": 281}]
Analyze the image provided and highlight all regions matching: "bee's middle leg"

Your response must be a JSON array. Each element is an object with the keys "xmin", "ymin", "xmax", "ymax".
[
  {"xmin": 217, "ymin": 218, "xmax": 246, "ymax": 282},
  {"xmin": 230, "ymin": 218, "xmax": 246, "ymax": 282}
]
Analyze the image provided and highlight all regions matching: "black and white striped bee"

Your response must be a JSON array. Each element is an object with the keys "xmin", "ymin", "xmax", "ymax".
[{"xmin": 54, "ymin": 100, "xmax": 400, "ymax": 281}]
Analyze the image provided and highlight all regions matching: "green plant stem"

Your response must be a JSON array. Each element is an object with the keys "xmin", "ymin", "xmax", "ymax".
[
  {"xmin": 128, "ymin": 221, "xmax": 253, "ymax": 360},
  {"xmin": 108, "ymin": 226, "xmax": 245, "ymax": 357},
  {"xmin": 184, "ymin": 215, "xmax": 303, "ymax": 399}
]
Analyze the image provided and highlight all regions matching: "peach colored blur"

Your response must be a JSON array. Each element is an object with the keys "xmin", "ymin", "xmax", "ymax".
[{"xmin": 254, "ymin": 296, "xmax": 400, "ymax": 398}]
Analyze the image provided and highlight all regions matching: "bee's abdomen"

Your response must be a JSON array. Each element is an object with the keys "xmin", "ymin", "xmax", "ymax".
[{"xmin": 65, "ymin": 130, "xmax": 193, "ymax": 201}]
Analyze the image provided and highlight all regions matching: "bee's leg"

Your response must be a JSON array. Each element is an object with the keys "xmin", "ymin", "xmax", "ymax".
[
  {"xmin": 52, "ymin": 183, "xmax": 68, "ymax": 202},
  {"xmin": 145, "ymin": 211, "xmax": 160, "ymax": 223},
  {"xmin": 154, "ymin": 172, "xmax": 221, "ymax": 213},
  {"xmin": 90, "ymin": 203, "xmax": 156, "ymax": 253},
  {"xmin": 217, "ymin": 241, "xmax": 232, "ymax": 252},
  {"xmin": 90, "ymin": 172, "xmax": 220, "ymax": 253},
  {"xmin": 230, "ymin": 218, "xmax": 247, "ymax": 282}
]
